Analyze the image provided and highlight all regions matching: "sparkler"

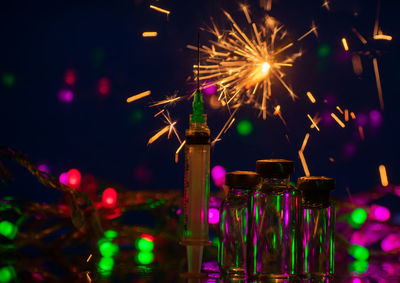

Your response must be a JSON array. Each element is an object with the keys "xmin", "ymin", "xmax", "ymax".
[{"xmin": 191, "ymin": 6, "xmax": 316, "ymax": 121}]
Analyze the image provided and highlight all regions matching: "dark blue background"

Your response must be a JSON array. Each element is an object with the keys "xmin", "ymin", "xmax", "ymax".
[{"xmin": 1, "ymin": 0, "xmax": 399, "ymax": 203}]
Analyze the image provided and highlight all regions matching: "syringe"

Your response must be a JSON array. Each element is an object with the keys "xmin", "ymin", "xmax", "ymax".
[{"xmin": 181, "ymin": 35, "xmax": 211, "ymax": 276}]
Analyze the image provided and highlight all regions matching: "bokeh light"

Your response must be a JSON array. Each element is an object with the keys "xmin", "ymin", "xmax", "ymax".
[
  {"xmin": 58, "ymin": 88, "xmax": 74, "ymax": 103},
  {"xmin": 211, "ymin": 165, "xmax": 226, "ymax": 187},
  {"xmin": 202, "ymin": 82, "xmax": 217, "ymax": 96},
  {"xmin": 2, "ymin": 72, "xmax": 15, "ymax": 88},
  {"xmin": 369, "ymin": 204, "xmax": 390, "ymax": 222},
  {"xmin": 0, "ymin": 221, "xmax": 18, "ymax": 240},
  {"xmin": 369, "ymin": 109, "xmax": 382, "ymax": 128},
  {"xmin": 59, "ymin": 172, "xmax": 68, "ymax": 185},
  {"xmin": 349, "ymin": 244, "xmax": 370, "ymax": 260},
  {"xmin": 102, "ymin": 188, "xmax": 117, "ymax": 209},
  {"xmin": 351, "ymin": 278, "xmax": 362, "ymax": 283},
  {"xmin": 98, "ymin": 256, "xmax": 114, "ymax": 271},
  {"xmin": 381, "ymin": 234, "xmax": 400, "ymax": 252},
  {"xmin": 237, "ymin": 119, "xmax": 253, "ymax": 136},
  {"xmin": 37, "ymin": 163, "xmax": 50, "ymax": 174},
  {"xmin": 130, "ymin": 109, "xmax": 145, "ymax": 124},
  {"xmin": 317, "ymin": 43, "xmax": 332, "ymax": 58},
  {"xmin": 98, "ymin": 77, "xmax": 111, "ymax": 95},
  {"xmin": 136, "ymin": 237, "xmax": 154, "ymax": 252},
  {"xmin": 133, "ymin": 165, "xmax": 152, "ymax": 184},
  {"xmin": 64, "ymin": 69, "xmax": 77, "ymax": 85},
  {"xmin": 67, "ymin": 168, "xmax": 81, "ymax": 189},
  {"xmin": 104, "ymin": 230, "xmax": 118, "ymax": 240},
  {"xmin": 355, "ymin": 113, "xmax": 368, "ymax": 126},
  {"xmin": 208, "ymin": 207, "xmax": 220, "ymax": 224},
  {"xmin": 136, "ymin": 252, "xmax": 154, "ymax": 265},
  {"xmin": 350, "ymin": 208, "xmax": 368, "ymax": 227},
  {"xmin": 348, "ymin": 260, "xmax": 369, "ymax": 274},
  {"xmin": 99, "ymin": 241, "xmax": 119, "ymax": 257},
  {"xmin": 0, "ymin": 266, "xmax": 15, "ymax": 283},
  {"xmin": 208, "ymin": 95, "xmax": 222, "ymax": 110}
]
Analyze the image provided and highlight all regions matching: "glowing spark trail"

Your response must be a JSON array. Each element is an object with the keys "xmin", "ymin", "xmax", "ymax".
[
  {"xmin": 127, "ymin": 90, "xmax": 151, "ymax": 103},
  {"xmin": 373, "ymin": 58, "xmax": 384, "ymax": 110},
  {"xmin": 298, "ymin": 150, "xmax": 310, "ymax": 177},
  {"xmin": 149, "ymin": 5, "xmax": 170, "ymax": 15},
  {"xmin": 86, "ymin": 254, "xmax": 92, "ymax": 262},
  {"xmin": 194, "ymin": 7, "xmax": 316, "ymax": 120},
  {"xmin": 331, "ymin": 113, "xmax": 345, "ymax": 128},
  {"xmin": 373, "ymin": 34, "xmax": 392, "ymax": 41},
  {"xmin": 306, "ymin": 91, "xmax": 316, "ymax": 103},
  {"xmin": 307, "ymin": 114, "xmax": 320, "ymax": 131},
  {"xmin": 379, "ymin": 164, "xmax": 389, "ymax": 187},
  {"xmin": 147, "ymin": 125, "xmax": 170, "ymax": 145},
  {"xmin": 142, "ymin": 32, "xmax": 158, "ymax": 37},
  {"xmin": 336, "ymin": 106, "xmax": 344, "ymax": 114},
  {"xmin": 175, "ymin": 140, "xmax": 186, "ymax": 163},
  {"xmin": 345, "ymin": 109, "xmax": 349, "ymax": 121},
  {"xmin": 150, "ymin": 96, "xmax": 182, "ymax": 107},
  {"xmin": 358, "ymin": 126, "xmax": 365, "ymax": 140},
  {"xmin": 301, "ymin": 133, "xmax": 310, "ymax": 152},
  {"xmin": 342, "ymin": 38, "xmax": 349, "ymax": 51},
  {"xmin": 350, "ymin": 112, "xmax": 356, "ymax": 119}
]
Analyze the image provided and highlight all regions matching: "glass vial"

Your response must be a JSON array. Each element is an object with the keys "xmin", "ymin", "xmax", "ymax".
[
  {"xmin": 297, "ymin": 177, "xmax": 335, "ymax": 282},
  {"xmin": 248, "ymin": 159, "xmax": 300, "ymax": 281},
  {"xmin": 219, "ymin": 171, "xmax": 261, "ymax": 280}
]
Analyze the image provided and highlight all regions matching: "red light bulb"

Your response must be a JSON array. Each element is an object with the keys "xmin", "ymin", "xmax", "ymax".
[
  {"xmin": 102, "ymin": 188, "xmax": 117, "ymax": 208},
  {"xmin": 98, "ymin": 77, "xmax": 111, "ymax": 95},
  {"xmin": 64, "ymin": 69, "xmax": 77, "ymax": 85},
  {"xmin": 67, "ymin": 169, "xmax": 81, "ymax": 189}
]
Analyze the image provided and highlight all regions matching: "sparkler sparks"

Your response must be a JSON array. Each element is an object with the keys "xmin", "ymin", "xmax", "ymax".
[
  {"xmin": 379, "ymin": 165, "xmax": 389, "ymax": 187},
  {"xmin": 298, "ymin": 150, "xmax": 310, "ymax": 177},
  {"xmin": 193, "ymin": 6, "xmax": 316, "ymax": 120},
  {"xmin": 307, "ymin": 114, "xmax": 320, "ymax": 131},
  {"xmin": 127, "ymin": 90, "xmax": 151, "ymax": 103},
  {"xmin": 342, "ymin": 38, "xmax": 349, "ymax": 51},
  {"xmin": 149, "ymin": 5, "xmax": 170, "ymax": 15},
  {"xmin": 147, "ymin": 125, "xmax": 170, "ymax": 145},
  {"xmin": 306, "ymin": 91, "xmax": 316, "ymax": 103},
  {"xmin": 142, "ymin": 32, "xmax": 158, "ymax": 37},
  {"xmin": 331, "ymin": 113, "xmax": 345, "ymax": 128}
]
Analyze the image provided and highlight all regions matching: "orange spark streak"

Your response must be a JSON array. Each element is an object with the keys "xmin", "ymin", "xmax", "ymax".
[
  {"xmin": 86, "ymin": 272, "xmax": 92, "ymax": 283},
  {"xmin": 336, "ymin": 106, "xmax": 344, "ymax": 114},
  {"xmin": 142, "ymin": 32, "xmax": 158, "ymax": 37},
  {"xmin": 306, "ymin": 91, "xmax": 316, "ymax": 103},
  {"xmin": 329, "ymin": 157, "xmax": 335, "ymax": 163},
  {"xmin": 350, "ymin": 112, "xmax": 356, "ymax": 119},
  {"xmin": 331, "ymin": 113, "xmax": 345, "ymax": 128},
  {"xmin": 148, "ymin": 125, "xmax": 170, "ymax": 145},
  {"xmin": 373, "ymin": 34, "xmax": 392, "ymax": 41},
  {"xmin": 344, "ymin": 109, "xmax": 349, "ymax": 121},
  {"xmin": 126, "ymin": 90, "xmax": 151, "ymax": 103},
  {"xmin": 352, "ymin": 54, "xmax": 363, "ymax": 75},
  {"xmin": 358, "ymin": 126, "xmax": 365, "ymax": 140},
  {"xmin": 373, "ymin": 58, "xmax": 384, "ymax": 110},
  {"xmin": 307, "ymin": 114, "xmax": 320, "ymax": 131},
  {"xmin": 149, "ymin": 5, "xmax": 170, "ymax": 15},
  {"xmin": 175, "ymin": 140, "xmax": 186, "ymax": 163},
  {"xmin": 212, "ymin": 107, "xmax": 240, "ymax": 145},
  {"xmin": 300, "ymin": 133, "xmax": 310, "ymax": 152},
  {"xmin": 150, "ymin": 96, "xmax": 181, "ymax": 107},
  {"xmin": 352, "ymin": 28, "xmax": 367, "ymax": 44},
  {"xmin": 342, "ymin": 38, "xmax": 349, "ymax": 51},
  {"xmin": 86, "ymin": 254, "xmax": 92, "ymax": 262},
  {"xmin": 167, "ymin": 122, "xmax": 177, "ymax": 139},
  {"xmin": 223, "ymin": 118, "xmax": 236, "ymax": 134},
  {"xmin": 298, "ymin": 150, "xmax": 310, "ymax": 177},
  {"xmin": 154, "ymin": 109, "xmax": 165, "ymax": 117},
  {"xmin": 379, "ymin": 164, "xmax": 389, "ymax": 187}
]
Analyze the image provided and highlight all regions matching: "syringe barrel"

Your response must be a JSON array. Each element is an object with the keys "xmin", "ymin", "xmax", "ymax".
[{"xmin": 182, "ymin": 116, "xmax": 210, "ymax": 245}]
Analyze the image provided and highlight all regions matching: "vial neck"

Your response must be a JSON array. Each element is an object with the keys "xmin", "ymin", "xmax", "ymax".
[{"xmin": 262, "ymin": 177, "xmax": 290, "ymax": 186}]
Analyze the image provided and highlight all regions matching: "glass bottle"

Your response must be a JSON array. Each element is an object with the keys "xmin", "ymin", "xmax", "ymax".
[
  {"xmin": 219, "ymin": 171, "xmax": 261, "ymax": 280},
  {"xmin": 297, "ymin": 176, "xmax": 335, "ymax": 282},
  {"xmin": 248, "ymin": 159, "xmax": 299, "ymax": 282}
]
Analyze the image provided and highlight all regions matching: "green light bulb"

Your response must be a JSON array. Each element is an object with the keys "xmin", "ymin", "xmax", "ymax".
[
  {"xmin": 104, "ymin": 230, "xmax": 118, "ymax": 240},
  {"xmin": 98, "ymin": 257, "xmax": 114, "ymax": 271},
  {"xmin": 0, "ymin": 266, "xmax": 15, "ymax": 283},
  {"xmin": 237, "ymin": 119, "xmax": 253, "ymax": 136},
  {"xmin": 136, "ymin": 238, "xmax": 154, "ymax": 252},
  {"xmin": 0, "ymin": 221, "xmax": 17, "ymax": 240},
  {"xmin": 136, "ymin": 252, "xmax": 154, "ymax": 265},
  {"xmin": 99, "ymin": 242, "xmax": 119, "ymax": 257},
  {"xmin": 349, "ymin": 244, "xmax": 370, "ymax": 261},
  {"xmin": 350, "ymin": 208, "xmax": 368, "ymax": 227},
  {"xmin": 348, "ymin": 260, "xmax": 369, "ymax": 274}
]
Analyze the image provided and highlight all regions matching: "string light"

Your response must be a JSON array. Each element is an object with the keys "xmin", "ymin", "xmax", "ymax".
[
  {"xmin": 0, "ymin": 221, "xmax": 18, "ymax": 240},
  {"xmin": 350, "ymin": 208, "xmax": 368, "ymax": 228},
  {"xmin": 349, "ymin": 244, "xmax": 370, "ymax": 260},
  {"xmin": 102, "ymin": 188, "xmax": 117, "ymax": 209},
  {"xmin": 67, "ymin": 169, "xmax": 81, "ymax": 189},
  {"xmin": 208, "ymin": 208, "xmax": 220, "ymax": 224},
  {"xmin": 211, "ymin": 165, "xmax": 226, "ymax": 187}
]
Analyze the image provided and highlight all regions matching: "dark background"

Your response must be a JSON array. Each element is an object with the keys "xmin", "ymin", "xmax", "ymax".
[{"xmin": 1, "ymin": 0, "xmax": 399, "ymax": 203}]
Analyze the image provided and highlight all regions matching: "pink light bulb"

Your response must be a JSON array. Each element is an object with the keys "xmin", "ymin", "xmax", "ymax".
[
  {"xmin": 370, "ymin": 204, "xmax": 390, "ymax": 222},
  {"xmin": 208, "ymin": 207, "xmax": 220, "ymax": 224},
  {"xmin": 67, "ymin": 169, "xmax": 81, "ymax": 189},
  {"xmin": 352, "ymin": 278, "xmax": 362, "ymax": 283},
  {"xmin": 59, "ymin": 172, "xmax": 68, "ymax": 185},
  {"xmin": 102, "ymin": 187, "xmax": 117, "ymax": 209},
  {"xmin": 381, "ymin": 234, "xmax": 400, "ymax": 252},
  {"xmin": 58, "ymin": 88, "xmax": 74, "ymax": 103},
  {"xmin": 211, "ymin": 165, "xmax": 226, "ymax": 187}
]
